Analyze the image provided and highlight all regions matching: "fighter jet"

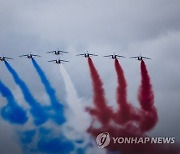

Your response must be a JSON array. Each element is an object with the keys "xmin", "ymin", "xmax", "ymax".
[
  {"xmin": 19, "ymin": 53, "xmax": 41, "ymax": 59},
  {"xmin": 104, "ymin": 53, "xmax": 125, "ymax": 59},
  {"xmin": 130, "ymin": 54, "xmax": 151, "ymax": 61},
  {"xmin": 48, "ymin": 59, "xmax": 69, "ymax": 64},
  {"xmin": 76, "ymin": 51, "xmax": 98, "ymax": 58},
  {"xmin": 47, "ymin": 50, "xmax": 68, "ymax": 55},
  {"xmin": 0, "ymin": 56, "xmax": 13, "ymax": 62}
]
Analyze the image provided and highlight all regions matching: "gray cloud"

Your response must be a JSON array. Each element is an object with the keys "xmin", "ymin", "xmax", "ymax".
[{"xmin": 0, "ymin": 0, "xmax": 180, "ymax": 153}]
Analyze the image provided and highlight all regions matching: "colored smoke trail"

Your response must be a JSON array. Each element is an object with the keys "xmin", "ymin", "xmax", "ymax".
[
  {"xmin": 115, "ymin": 59, "xmax": 128, "ymax": 108},
  {"xmin": 114, "ymin": 59, "xmax": 140, "ymax": 123},
  {"xmin": 32, "ymin": 59, "xmax": 65, "ymax": 124},
  {"xmin": 12, "ymin": 61, "xmax": 87, "ymax": 154},
  {"xmin": 0, "ymin": 80, "xmax": 28, "ymax": 124},
  {"xmin": 20, "ymin": 126, "xmax": 76, "ymax": 154},
  {"xmin": 59, "ymin": 65, "xmax": 90, "ymax": 132},
  {"xmin": 87, "ymin": 57, "xmax": 113, "ymax": 125},
  {"xmin": 138, "ymin": 60, "xmax": 154, "ymax": 110},
  {"xmin": 37, "ymin": 127, "xmax": 75, "ymax": 154},
  {"xmin": 20, "ymin": 129, "xmax": 36, "ymax": 144},
  {"xmin": 37, "ymin": 137, "xmax": 74, "ymax": 154},
  {"xmin": 59, "ymin": 65, "xmax": 90, "ymax": 152},
  {"xmin": 86, "ymin": 59, "xmax": 162, "ymax": 153},
  {"xmin": 5, "ymin": 61, "xmax": 48, "ymax": 125},
  {"xmin": 138, "ymin": 60, "xmax": 158, "ymax": 132}
]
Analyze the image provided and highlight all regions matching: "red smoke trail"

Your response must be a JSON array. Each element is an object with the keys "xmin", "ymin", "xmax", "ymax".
[
  {"xmin": 87, "ymin": 57, "xmax": 113, "ymax": 125},
  {"xmin": 138, "ymin": 60, "xmax": 154, "ymax": 110},
  {"xmin": 138, "ymin": 60, "xmax": 158, "ymax": 132},
  {"xmin": 86, "ymin": 59, "xmax": 180, "ymax": 153},
  {"xmin": 114, "ymin": 59, "xmax": 140, "ymax": 124}
]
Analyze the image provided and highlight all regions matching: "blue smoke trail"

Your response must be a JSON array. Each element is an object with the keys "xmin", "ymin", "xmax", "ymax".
[
  {"xmin": 5, "ymin": 61, "xmax": 48, "ymax": 125},
  {"xmin": 19, "ymin": 129, "xmax": 37, "ymax": 153},
  {"xmin": 0, "ymin": 80, "xmax": 28, "ymax": 124},
  {"xmin": 20, "ymin": 129, "xmax": 36, "ymax": 144},
  {"xmin": 20, "ymin": 127, "xmax": 76, "ymax": 154},
  {"xmin": 4, "ymin": 61, "xmax": 88, "ymax": 153},
  {"xmin": 38, "ymin": 137, "xmax": 74, "ymax": 153},
  {"xmin": 32, "ymin": 59, "xmax": 65, "ymax": 124},
  {"xmin": 37, "ymin": 127, "xmax": 74, "ymax": 154}
]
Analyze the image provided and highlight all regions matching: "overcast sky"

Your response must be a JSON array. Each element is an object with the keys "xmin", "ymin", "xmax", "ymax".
[{"xmin": 0, "ymin": 0, "xmax": 180, "ymax": 153}]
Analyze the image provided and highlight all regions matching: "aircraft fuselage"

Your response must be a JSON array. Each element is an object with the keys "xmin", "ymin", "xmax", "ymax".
[
  {"xmin": 0, "ymin": 57, "xmax": 5, "ymax": 61},
  {"xmin": 112, "ymin": 55, "xmax": 117, "ymax": 59},
  {"xmin": 27, "ymin": 55, "xmax": 33, "ymax": 58},
  {"xmin": 84, "ymin": 54, "xmax": 90, "ymax": 58},
  {"xmin": 55, "ymin": 60, "xmax": 61, "ymax": 64},
  {"xmin": 55, "ymin": 51, "xmax": 60, "ymax": 55},
  {"xmin": 138, "ymin": 57, "xmax": 143, "ymax": 61}
]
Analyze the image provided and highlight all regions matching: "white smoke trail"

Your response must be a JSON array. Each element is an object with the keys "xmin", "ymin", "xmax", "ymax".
[{"xmin": 59, "ymin": 65, "xmax": 90, "ymax": 139}]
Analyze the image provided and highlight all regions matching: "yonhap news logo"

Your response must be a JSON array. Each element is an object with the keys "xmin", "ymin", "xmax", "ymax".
[
  {"xmin": 96, "ymin": 132, "xmax": 176, "ymax": 148},
  {"xmin": 96, "ymin": 132, "xmax": 111, "ymax": 148}
]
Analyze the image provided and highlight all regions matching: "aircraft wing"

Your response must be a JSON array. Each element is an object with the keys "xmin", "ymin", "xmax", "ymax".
[
  {"xmin": 58, "ymin": 51, "xmax": 68, "ymax": 53},
  {"xmin": 60, "ymin": 60, "xmax": 69, "ymax": 62},
  {"xmin": 48, "ymin": 60, "xmax": 56, "ymax": 62},
  {"xmin": 130, "ymin": 56, "xmax": 138, "ymax": 58},
  {"xmin": 116, "ymin": 55, "xmax": 126, "ymax": 58},
  {"xmin": 32, "ymin": 54, "xmax": 41, "ymax": 57},
  {"xmin": 89, "ymin": 53, "xmax": 98, "ymax": 56},
  {"xmin": 4, "ymin": 57, "xmax": 13, "ymax": 59},
  {"xmin": 47, "ymin": 51, "xmax": 55, "ymax": 53},
  {"xmin": 76, "ymin": 53, "xmax": 85, "ymax": 56},
  {"xmin": 19, "ymin": 54, "xmax": 28, "ymax": 57},
  {"xmin": 142, "ymin": 56, "xmax": 151, "ymax": 59}
]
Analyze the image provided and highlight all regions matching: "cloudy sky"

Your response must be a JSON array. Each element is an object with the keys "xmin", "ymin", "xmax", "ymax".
[{"xmin": 0, "ymin": 0, "xmax": 180, "ymax": 153}]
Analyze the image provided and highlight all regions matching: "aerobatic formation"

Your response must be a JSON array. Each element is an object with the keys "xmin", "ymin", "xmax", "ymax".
[{"xmin": 0, "ymin": 50, "xmax": 179, "ymax": 154}]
